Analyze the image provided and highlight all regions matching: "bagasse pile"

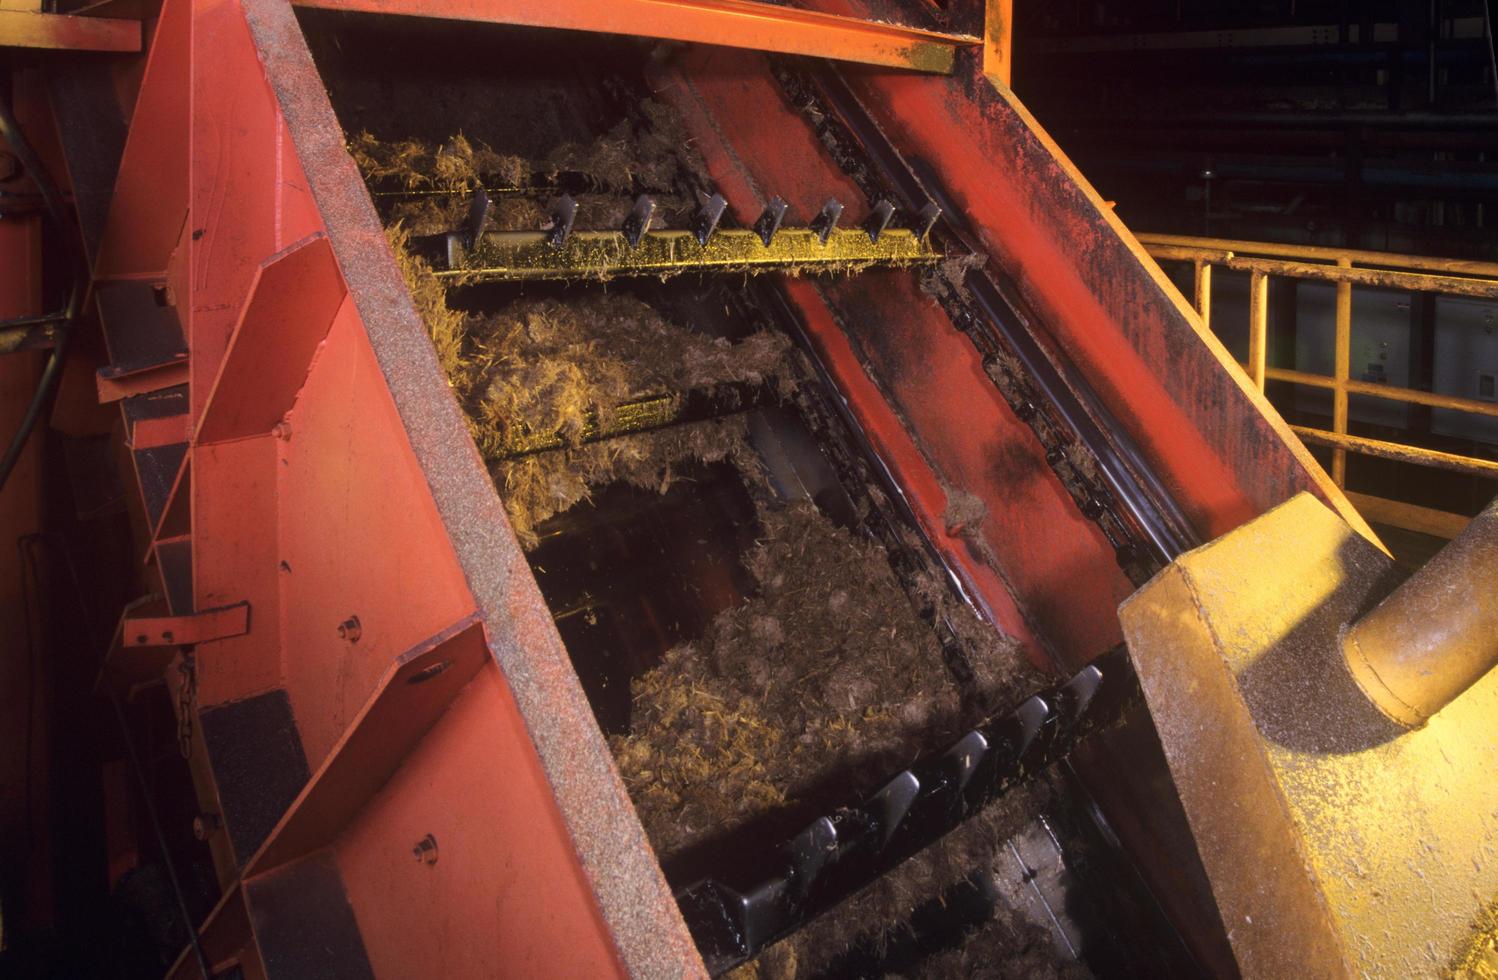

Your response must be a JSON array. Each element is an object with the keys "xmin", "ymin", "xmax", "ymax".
[
  {"xmin": 461, "ymin": 294, "xmax": 788, "ymax": 546},
  {"xmin": 351, "ymin": 99, "xmax": 708, "ymax": 237},
  {"xmin": 611, "ymin": 501, "xmax": 1041, "ymax": 861},
  {"xmin": 389, "ymin": 232, "xmax": 788, "ymax": 546}
]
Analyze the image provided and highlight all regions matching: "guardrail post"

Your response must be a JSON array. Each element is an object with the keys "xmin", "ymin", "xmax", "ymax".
[
  {"xmin": 1333, "ymin": 258, "xmax": 1351, "ymax": 486},
  {"xmin": 1193, "ymin": 259, "xmax": 1212, "ymax": 332},
  {"xmin": 1248, "ymin": 270, "xmax": 1268, "ymax": 390}
]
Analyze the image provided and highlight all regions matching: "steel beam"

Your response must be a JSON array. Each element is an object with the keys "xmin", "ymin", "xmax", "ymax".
[
  {"xmin": 289, "ymin": 0, "xmax": 974, "ymax": 72},
  {"xmin": 0, "ymin": 9, "xmax": 139, "ymax": 51}
]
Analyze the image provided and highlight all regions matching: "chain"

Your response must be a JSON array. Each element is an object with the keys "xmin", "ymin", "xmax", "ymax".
[
  {"xmin": 767, "ymin": 61, "xmax": 1177, "ymax": 584},
  {"xmin": 176, "ymin": 650, "xmax": 196, "ymax": 759}
]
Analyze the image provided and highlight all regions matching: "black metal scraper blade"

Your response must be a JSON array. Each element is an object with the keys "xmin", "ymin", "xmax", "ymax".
[{"xmin": 675, "ymin": 646, "xmax": 1140, "ymax": 975}]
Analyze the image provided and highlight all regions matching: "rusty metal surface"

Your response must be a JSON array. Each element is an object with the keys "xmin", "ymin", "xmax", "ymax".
[
  {"xmin": 1343, "ymin": 495, "xmax": 1498, "ymax": 726},
  {"xmin": 289, "ymin": 0, "xmax": 972, "ymax": 72},
  {"xmin": 238, "ymin": 0, "xmax": 703, "ymax": 974},
  {"xmin": 1121, "ymin": 493, "xmax": 1498, "ymax": 978}
]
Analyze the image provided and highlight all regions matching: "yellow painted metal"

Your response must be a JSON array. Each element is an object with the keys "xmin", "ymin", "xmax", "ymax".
[
  {"xmin": 1246, "ymin": 269, "xmax": 1268, "ymax": 390},
  {"xmin": 1142, "ymin": 233, "xmax": 1498, "ymax": 540},
  {"xmin": 1120, "ymin": 492, "xmax": 1498, "ymax": 979},
  {"xmin": 1223, "ymin": 254, "xmax": 1498, "ymax": 300},
  {"xmin": 1138, "ymin": 232, "xmax": 1498, "ymax": 280},
  {"xmin": 1292, "ymin": 426, "xmax": 1498, "ymax": 478},
  {"xmin": 1342, "ymin": 496, "xmax": 1498, "ymax": 727},
  {"xmin": 982, "ymin": 0, "xmax": 1013, "ymax": 87},
  {"xmin": 441, "ymin": 228, "xmax": 942, "ymax": 282},
  {"xmin": 290, "ymin": 0, "xmax": 975, "ymax": 73},
  {"xmin": 1332, "ymin": 260, "xmax": 1351, "ymax": 485},
  {"xmin": 0, "ymin": 7, "xmax": 139, "ymax": 50},
  {"xmin": 1344, "ymin": 491, "xmax": 1470, "ymax": 539},
  {"xmin": 1263, "ymin": 366, "xmax": 1498, "ymax": 419},
  {"xmin": 1192, "ymin": 259, "xmax": 1212, "ymax": 332}
]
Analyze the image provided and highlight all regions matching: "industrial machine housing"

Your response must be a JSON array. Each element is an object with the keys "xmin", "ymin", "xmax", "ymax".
[{"xmin": 4, "ymin": 0, "xmax": 1497, "ymax": 977}]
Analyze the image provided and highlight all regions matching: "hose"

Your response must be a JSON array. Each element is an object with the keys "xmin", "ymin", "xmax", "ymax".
[{"xmin": 0, "ymin": 92, "xmax": 85, "ymax": 495}]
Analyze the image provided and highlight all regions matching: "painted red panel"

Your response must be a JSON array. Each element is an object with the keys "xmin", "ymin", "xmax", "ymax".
[
  {"xmin": 661, "ymin": 50, "xmax": 1132, "ymax": 668},
  {"xmin": 194, "ymin": 436, "xmax": 283, "ymax": 705},
  {"xmin": 278, "ymin": 297, "xmax": 477, "ymax": 766},
  {"xmin": 95, "ymin": 0, "xmax": 190, "ymax": 279},
  {"xmin": 334, "ymin": 664, "xmax": 625, "ymax": 978}
]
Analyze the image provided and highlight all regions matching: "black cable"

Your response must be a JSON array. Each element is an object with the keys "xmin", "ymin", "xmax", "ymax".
[
  {"xmin": 29, "ymin": 529, "xmax": 215, "ymax": 977},
  {"xmin": 0, "ymin": 93, "xmax": 85, "ymax": 494}
]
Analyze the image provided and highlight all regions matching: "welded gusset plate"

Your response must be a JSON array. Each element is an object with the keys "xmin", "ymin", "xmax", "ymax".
[
  {"xmin": 676, "ymin": 646, "xmax": 1140, "ymax": 974},
  {"xmin": 430, "ymin": 227, "xmax": 941, "ymax": 281}
]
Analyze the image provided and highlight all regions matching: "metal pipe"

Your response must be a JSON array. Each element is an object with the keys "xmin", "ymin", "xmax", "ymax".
[
  {"xmin": 0, "ymin": 94, "xmax": 84, "ymax": 495},
  {"xmin": 1265, "ymin": 365, "xmax": 1498, "ymax": 420},
  {"xmin": 1223, "ymin": 255, "xmax": 1498, "ymax": 299},
  {"xmin": 1139, "ymin": 232, "xmax": 1498, "ymax": 279},
  {"xmin": 1343, "ymin": 495, "xmax": 1498, "ymax": 726},
  {"xmin": 1290, "ymin": 425, "xmax": 1498, "ymax": 478}
]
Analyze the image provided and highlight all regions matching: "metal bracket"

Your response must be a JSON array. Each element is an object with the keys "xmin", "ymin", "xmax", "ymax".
[{"xmin": 123, "ymin": 600, "xmax": 250, "ymax": 648}]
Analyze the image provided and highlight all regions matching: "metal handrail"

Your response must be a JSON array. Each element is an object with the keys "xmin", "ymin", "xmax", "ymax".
[{"xmin": 1139, "ymin": 233, "xmax": 1498, "ymax": 539}]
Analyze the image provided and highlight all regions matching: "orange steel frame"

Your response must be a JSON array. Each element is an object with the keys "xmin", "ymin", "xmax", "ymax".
[{"xmin": 62, "ymin": 0, "xmax": 1372, "ymax": 976}]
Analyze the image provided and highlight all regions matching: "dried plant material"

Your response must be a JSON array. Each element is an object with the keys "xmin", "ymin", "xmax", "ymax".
[
  {"xmin": 352, "ymin": 98, "xmax": 712, "ymax": 238},
  {"xmin": 461, "ymin": 295, "xmax": 789, "ymax": 545},
  {"xmin": 943, "ymin": 485, "xmax": 988, "ymax": 536},
  {"xmin": 546, "ymin": 100, "xmax": 710, "ymax": 198},
  {"xmin": 386, "ymin": 224, "xmax": 469, "ymax": 386},
  {"xmin": 350, "ymin": 131, "xmax": 526, "ymax": 192},
  {"xmin": 920, "ymin": 252, "xmax": 986, "ymax": 307},
  {"xmin": 612, "ymin": 501, "xmax": 1037, "ymax": 862},
  {"xmin": 1455, "ymin": 902, "xmax": 1498, "ymax": 979},
  {"xmin": 495, "ymin": 415, "xmax": 763, "ymax": 548}
]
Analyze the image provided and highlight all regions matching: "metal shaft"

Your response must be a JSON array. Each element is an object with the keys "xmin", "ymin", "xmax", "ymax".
[{"xmin": 1343, "ymin": 495, "xmax": 1498, "ymax": 727}]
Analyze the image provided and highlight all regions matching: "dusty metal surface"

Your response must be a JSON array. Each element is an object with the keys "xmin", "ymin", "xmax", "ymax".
[
  {"xmin": 1343, "ymin": 496, "xmax": 1498, "ymax": 726},
  {"xmin": 239, "ymin": 0, "xmax": 705, "ymax": 974},
  {"xmin": 1121, "ymin": 493, "xmax": 1498, "ymax": 978}
]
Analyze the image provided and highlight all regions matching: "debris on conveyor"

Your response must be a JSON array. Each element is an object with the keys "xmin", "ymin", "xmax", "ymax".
[
  {"xmin": 369, "ymin": 97, "xmax": 1075, "ymax": 979},
  {"xmin": 387, "ymin": 220, "xmax": 789, "ymax": 546},
  {"xmin": 737, "ymin": 781, "xmax": 1092, "ymax": 980},
  {"xmin": 350, "ymin": 98, "xmax": 712, "ymax": 237},
  {"xmin": 610, "ymin": 500, "xmax": 1042, "ymax": 862},
  {"xmin": 462, "ymin": 295, "xmax": 789, "ymax": 545}
]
